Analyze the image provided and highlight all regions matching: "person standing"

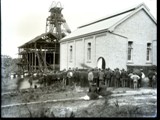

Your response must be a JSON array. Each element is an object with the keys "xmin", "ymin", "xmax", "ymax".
[
  {"xmin": 124, "ymin": 70, "xmax": 129, "ymax": 87},
  {"xmin": 140, "ymin": 69, "xmax": 145, "ymax": 87},
  {"xmin": 28, "ymin": 75, "xmax": 33, "ymax": 88},
  {"xmin": 115, "ymin": 68, "xmax": 121, "ymax": 87},
  {"xmin": 152, "ymin": 68, "xmax": 157, "ymax": 88},
  {"xmin": 111, "ymin": 70, "xmax": 116, "ymax": 88},
  {"xmin": 93, "ymin": 68, "xmax": 99, "ymax": 88},
  {"xmin": 62, "ymin": 69, "xmax": 67, "ymax": 87},
  {"xmin": 128, "ymin": 69, "xmax": 133, "ymax": 88},
  {"xmin": 88, "ymin": 69, "xmax": 94, "ymax": 88},
  {"xmin": 105, "ymin": 68, "xmax": 112, "ymax": 87},
  {"xmin": 120, "ymin": 69, "xmax": 128, "ymax": 87},
  {"xmin": 74, "ymin": 67, "xmax": 80, "ymax": 86},
  {"xmin": 130, "ymin": 72, "xmax": 140, "ymax": 89},
  {"xmin": 104, "ymin": 68, "xmax": 112, "ymax": 87},
  {"xmin": 98, "ymin": 69, "xmax": 105, "ymax": 87},
  {"xmin": 147, "ymin": 68, "xmax": 155, "ymax": 87},
  {"xmin": 67, "ymin": 68, "xmax": 73, "ymax": 86},
  {"xmin": 52, "ymin": 71, "xmax": 57, "ymax": 85}
]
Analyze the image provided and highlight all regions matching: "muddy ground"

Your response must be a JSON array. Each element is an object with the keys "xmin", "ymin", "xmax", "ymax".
[{"xmin": 1, "ymin": 77, "xmax": 157, "ymax": 118}]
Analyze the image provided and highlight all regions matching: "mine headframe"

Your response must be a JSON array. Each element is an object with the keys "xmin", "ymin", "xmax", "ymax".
[{"xmin": 46, "ymin": 1, "xmax": 71, "ymax": 40}]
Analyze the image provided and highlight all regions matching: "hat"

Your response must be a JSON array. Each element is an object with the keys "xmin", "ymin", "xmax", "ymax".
[
  {"xmin": 91, "ymin": 83, "xmax": 97, "ymax": 86},
  {"xmin": 152, "ymin": 68, "xmax": 156, "ymax": 70}
]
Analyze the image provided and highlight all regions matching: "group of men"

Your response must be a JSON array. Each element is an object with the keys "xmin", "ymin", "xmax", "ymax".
[
  {"xmin": 29, "ymin": 67, "xmax": 157, "ymax": 90},
  {"xmin": 88, "ymin": 67, "xmax": 157, "ymax": 89},
  {"xmin": 64, "ymin": 67, "xmax": 157, "ymax": 89}
]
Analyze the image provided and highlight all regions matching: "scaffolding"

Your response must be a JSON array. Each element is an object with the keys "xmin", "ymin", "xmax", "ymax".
[{"xmin": 17, "ymin": 32, "xmax": 59, "ymax": 75}]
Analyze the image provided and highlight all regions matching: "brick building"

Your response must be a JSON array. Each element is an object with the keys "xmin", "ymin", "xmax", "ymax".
[{"xmin": 59, "ymin": 3, "xmax": 157, "ymax": 71}]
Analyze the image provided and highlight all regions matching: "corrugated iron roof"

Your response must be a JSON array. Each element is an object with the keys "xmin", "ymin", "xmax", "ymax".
[
  {"xmin": 61, "ymin": 11, "xmax": 133, "ymax": 40},
  {"xmin": 18, "ymin": 32, "xmax": 57, "ymax": 48},
  {"xmin": 60, "ymin": 3, "xmax": 156, "ymax": 42}
]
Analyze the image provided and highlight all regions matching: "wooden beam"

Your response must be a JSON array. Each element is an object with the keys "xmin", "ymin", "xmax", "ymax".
[
  {"xmin": 32, "ymin": 51, "xmax": 33, "ymax": 73},
  {"xmin": 34, "ymin": 43, "xmax": 36, "ymax": 72}
]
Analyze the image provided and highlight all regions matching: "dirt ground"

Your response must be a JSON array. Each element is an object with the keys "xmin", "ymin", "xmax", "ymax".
[{"xmin": 1, "ymin": 77, "xmax": 157, "ymax": 118}]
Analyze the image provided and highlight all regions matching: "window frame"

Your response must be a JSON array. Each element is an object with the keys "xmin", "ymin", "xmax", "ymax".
[
  {"xmin": 87, "ymin": 42, "xmax": 91, "ymax": 62},
  {"xmin": 69, "ymin": 45, "xmax": 73, "ymax": 62},
  {"xmin": 127, "ymin": 41, "xmax": 133, "ymax": 62},
  {"xmin": 146, "ymin": 43, "xmax": 152, "ymax": 62}
]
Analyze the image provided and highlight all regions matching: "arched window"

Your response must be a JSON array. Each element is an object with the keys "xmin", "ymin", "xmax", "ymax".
[{"xmin": 87, "ymin": 43, "xmax": 91, "ymax": 61}]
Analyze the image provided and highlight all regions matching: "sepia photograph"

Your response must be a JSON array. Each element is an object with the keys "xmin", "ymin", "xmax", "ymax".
[{"xmin": 1, "ymin": 0, "xmax": 157, "ymax": 118}]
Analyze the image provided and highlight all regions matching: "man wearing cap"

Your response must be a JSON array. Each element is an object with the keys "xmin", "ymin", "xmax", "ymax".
[
  {"xmin": 152, "ymin": 68, "xmax": 157, "ymax": 88},
  {"xmin": 104, "ymin": 68, "xmax": 112, "ymax": 87},
  {"xmin": 115, "ymin": 68, "xmax": 121, "ymax": 87},
  {"xmin": 120, "ymin": 69, "xmax": 127, "ymax": 87},
  {"xmin": 93, "ymin": 68, "xmax": 99, "ymax": 88},
  {"xmin": 140, "ymin": 69, "xmax": 145, "ymax": 88},
  {"xmin": 131, "ymin": 72, "xmax": 140, "ymax": 89},
  {"xmin": 67, "ymin": 68, "xmax": 73, "ymax": 86},
  {"xmin": 147, "ymin": 68, "xmax": 155, "ymax": 87},
  {"xmin": 88, "ymin": 69, "xmax": 94, "ymax": 87},
  {"xmin": 62, "ymin": 69, "xmax": 67, "ymax": 87},
  {"xmin": 98, "ymin": 69, "xmax": 105, "ymax": 87}
]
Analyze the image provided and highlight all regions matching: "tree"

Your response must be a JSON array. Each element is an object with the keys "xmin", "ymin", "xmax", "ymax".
[{"xmin": 1, "ymin": 55, "xmax": 19, "ymax": 78}]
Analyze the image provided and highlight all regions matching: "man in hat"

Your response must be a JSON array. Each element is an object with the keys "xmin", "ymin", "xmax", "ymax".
[
  {"xmin": 128, "ymin": 69, "xmax": 133, "ymax": 88},
  {"xmin": 152, "ymin": 68, "xmax": 157, "ymax": 88},
  {"xmin": 104, "ymin": 68, "xmax": 112, "ymax": 87},
  {"xmin": 93, "ymin": 68, "xmax": 99, "ymax": 88},
  {"xmin": 115, "ymin": 68, "xmax": 121, "ymax": 87},
  {"xmin": 120, "ymin": 69, "xmax": 127, "ymax": 87},
  {"xmin": 74, "ymin": 67, "xmax": 80, "ymax": 86},
  {"xmin": 62, "ymin": 69, "xmax": 67, "ymax": 87},
  {"xmin": 147, "ymin": 68, "xmax": 156, "ymax": 87},
  {"xmin": 88, "ymin": 69, "xmax": 94, "ymax": 88},
  {"xmin": 67, "ymin": 68, "xmax": 73, "ymax": 86},
  {"xmin": 98, "ymin": 69, "xmax": 105, "ymax": 87},
  {"xmin": 131, "ymin": 72, "xmax": 140, "ymax": 89},
  {"xmin": 139, "ymin": 69, "xmax": 145, "ymax": 88}
]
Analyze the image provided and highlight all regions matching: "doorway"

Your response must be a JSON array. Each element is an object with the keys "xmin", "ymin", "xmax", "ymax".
[{"xmin": 97, "ymin": 57, "xmax": 106, "ymax": 69}]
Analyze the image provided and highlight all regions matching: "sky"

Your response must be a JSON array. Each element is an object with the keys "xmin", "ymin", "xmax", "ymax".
[{"xmin": 1, "ymin": 0, "xmax": 157, "ymax": 58}]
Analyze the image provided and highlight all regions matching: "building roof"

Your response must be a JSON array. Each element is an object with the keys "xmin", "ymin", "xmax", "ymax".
[
  {"xmin": 18, "ymin": 32, "xmax": 57, "ymax": 48},
  {"xmin": 60, "ymin": 3, "xmax": 156, "ymax": 42}
]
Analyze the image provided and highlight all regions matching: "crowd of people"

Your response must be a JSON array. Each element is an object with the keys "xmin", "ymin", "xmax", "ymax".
[
  {"xmin": 29, "ymin": 67, "xmax": 157, "ymax": 90},
  {"xmin": 86, "ymin": 67, "xmax": 157, "ymax": 89}
]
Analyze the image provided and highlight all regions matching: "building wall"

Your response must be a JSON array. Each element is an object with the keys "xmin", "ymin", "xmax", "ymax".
[
  {"xmin": 152, "ymin": 40, "xmax": 157, "ymax": 66},
  {"xmin": 60, "ymin": 42, "xmax": 68, "ymax": 70},
  {"xmin": 75, "ymin": 39, "xmax": 84, "ymax": 68},
  {"xmin": 98, "ymin": 33, "xmax": 127, "ymax": 70},
  {"xmin": 114, "ymin": 9, "xmax": 157, "ymax": 66},
  {"xmin": 60, "ymin": 32, "xmax": 127, "ymax": 70}
]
